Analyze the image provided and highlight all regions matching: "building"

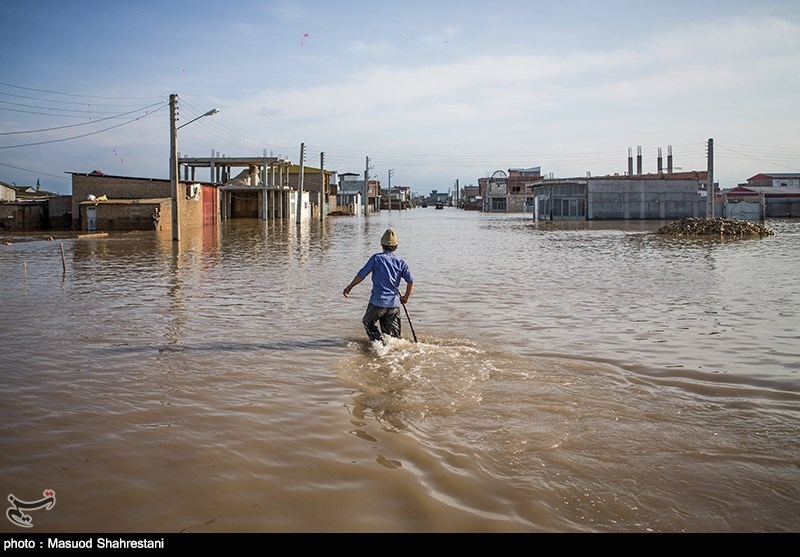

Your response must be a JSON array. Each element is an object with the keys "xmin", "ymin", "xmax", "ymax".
[
  {"xmin": 380, "ymin": 185, "xmax": 412, "ymax": 210},
  {"xmin": 531, "ymin": 172, "xmax": 709, "ymax": 221},
  {"xmin": 0, "ymin": 180, "xmax": 71, "ymax": 231},
  {"xmin": 472, "ymin": 161, "xmax": 712, "ymax": 220},
  {"xmin": 460, "ymin": 185, "xmax": 482, "ymax": 211},
  {"xmin": 427, "ymin": 190, "xmax": 450, "ymax": 207},
  {"xmin": 336, "ymin": 173, "xmax": 380, "ymax": 214},
  {"xmin": 178, "ymin": 154, "xmax": 331, "ymax": 220},
  {"xmin": 70, "ymin": 171, "xmax": 217, "ymax": 233},
  {"xmin": 745, "ymin": 173, "xmax": 800, "ymax": 189},
  {"xmin": 478, "ymin": 167, "xmax": 543, "ymax": 213},
  {"xmin": 5, "ymin": 150, "xmax": 328, "ymax": 234},
  {"xmin": 723, "ymin": 174, "xmax": 800, "ymax": 219},
  {"xmin": 505, "ymin": 167, "xmax": 542, "ymax": 212},
  {"xmin": 68, "ymin": 157, "xmax": 324, "ymax": 233},
  {"xmin": 0, "ymin": 180, "xmax": 15, "ymax": 202}
]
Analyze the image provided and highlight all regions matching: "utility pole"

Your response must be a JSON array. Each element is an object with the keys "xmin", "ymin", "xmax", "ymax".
[
  {"xmin": 455, "ymin": 179, "xmax": 459, "ymax": 208},
  {"xmin": 364, "ymin": 156, "xmax": 370, "ymax": 217},
  {"xmin": 388, "ymin": 168, "xmax": 394, "ymax": 212},
  {"xmin": 319, "ymin": 152, "xmax": 325, "ymax": 222},
  {"xmin": 297, "ymin": 142, "xmax": 305, "ymax": 224},
  {"xmin": 707, "ymin": 138, "xmax": 714, "ymax": 218},
  {"xmin": 169, "ymin": 93, "xmax": 179, "ymax": 241}
]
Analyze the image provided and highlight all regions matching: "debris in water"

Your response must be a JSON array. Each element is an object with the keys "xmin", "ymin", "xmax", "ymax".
[{"xmin": 656, "ymin": 217, "xmax": 774, "ymax": 237}]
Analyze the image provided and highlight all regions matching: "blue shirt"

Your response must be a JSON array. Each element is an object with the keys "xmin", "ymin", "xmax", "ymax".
[{"xmin": 357, "ymin": 250, "xmax": 414, "ymax": 308}]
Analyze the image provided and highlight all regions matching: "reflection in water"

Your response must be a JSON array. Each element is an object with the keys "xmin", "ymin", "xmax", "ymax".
[
  {"xmin": 0, "ymin": 214, "xmax": 798, "ymax": 533},
  {"xmin": 166, "ymin": 241, "xmax": 186, "ymax": 352}
]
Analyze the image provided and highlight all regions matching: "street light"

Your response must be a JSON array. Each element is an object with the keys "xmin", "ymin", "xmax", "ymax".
[
  {"xmin": 388, "ymin": 169, "xmax": 394, "ymax": 212},
  {"xmin": 178, "ymin": 108, "xmax": 219, "ymax": 130},
  {"xmin": 170, "ymin": 94, "xmax": 218, "ymax": 241}
]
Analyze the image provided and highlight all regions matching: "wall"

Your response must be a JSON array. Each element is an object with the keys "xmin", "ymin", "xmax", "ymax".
[
  {"xmin": 71, "ymin": 174, "xmax": 171, "ymax": 229},
  {"xmin": 48, "ymin": 196, "xmax": 73, "ymax": 229},
  {"xmin": 80, "ymin": 201, "xmax": 168, "ymax": 232},
  {"xmin": 71, "ymin": 173, "xmax": 210, "ymax": 232},
  {"xmin": 0, "ymin": 202, "xmax": 47, "ymax": 231},
  {"xmin": 0, "ymin": 184, "xmax": 15, "ymax": 202},
  {"xmin": 587, "ymin": 178, "xmax": 705, "ymax": 220},
  {"xmin": 766, "ymin": 198, "xmax": 800, "ymax": 218}
]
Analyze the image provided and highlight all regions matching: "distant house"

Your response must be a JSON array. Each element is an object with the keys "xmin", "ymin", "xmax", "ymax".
[
  {"xmin": 477, "ymin": 168, "xmax": 543, "ymax": 212},
  {"xmin": 724, "ymin": 179, "xmax": 800, "ymax": 219},
  {"xmin": 380, "ymin": 185, "xmax": 412, "ymax": 210},
  {"xmin": 0, "ymin": 180, "xmax": 16, "ymax": 202},
  {"xmin": 746, "ymin": 173, "xmax": 800, "ymax": 189},
  {"xmin": 0, "ymin": 180, "xmax": 71, "ymax": 231},
  {"xmin": 461, "ymin": 185, "xmax": 482, "ymax": 211},
  {"xmin": 427, "ymin": 190, "xmax": 450, "ymax": 206},
  {"xmin": 719, "ymin": 173, "xmax": 800, "ymax": 219},
  {"xmin": 336, "ymin": 172, "xmax": 379, "ymax": 214}
]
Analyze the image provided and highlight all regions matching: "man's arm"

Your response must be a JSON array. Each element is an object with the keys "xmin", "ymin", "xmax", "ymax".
[
  {"xmin": 343, "ymin": 275, "xmax": 365, "ymax": 298},
  {"xmin": 400, "ymin": 281, "xmax": 414, "ymax": 305}
]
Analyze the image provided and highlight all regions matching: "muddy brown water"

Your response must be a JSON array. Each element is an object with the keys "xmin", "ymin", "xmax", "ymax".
[{"xmin": 1, "ymin": 211, "xmax": 798, "ymax": 532}]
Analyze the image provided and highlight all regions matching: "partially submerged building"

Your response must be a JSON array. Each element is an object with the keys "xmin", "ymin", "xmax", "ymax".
[
  {"xmin": 68, "ymin": 152, "xmax": 332, "ymax": 233},
  {"xmin": 70, "ymin": 171, "xmax": 215, "ymax": 233},
  {"xmin": 0, "ymin": 180, "xmax": 71, "ymax": 231},
  {"xmin": 476, "ymin": 168, "xmax": 710, "ymax": 221},
  {"xmin": 723, "ymin": 173, "xmax": 800, "ymax": 219}
]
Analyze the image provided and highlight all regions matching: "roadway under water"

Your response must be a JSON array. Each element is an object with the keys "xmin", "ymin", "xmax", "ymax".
[{"xmin": 1, "ymin": 209, "xmax": 798, "ymax": 532}]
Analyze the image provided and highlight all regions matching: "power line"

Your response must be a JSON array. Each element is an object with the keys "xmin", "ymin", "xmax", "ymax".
[
  {"xmin": 0, "ymin": 161, "xmax": 70, "ymax": 181},
  {"xmin": 0, "ymin": 101, "xmax": 166, "ymax": 135},
  {"xmin": 0, "ymin": 81, "xmax": 164, "ymax": 101},
  {"xmin": 0, "ymin": 104, "xmax": 167, "ymax": 149},
  {"xmin": 0, "ymin": 90, "xmax": 158, "ymax": 108},
  {"xmin": 716, "ymin": 142, "xmax": 800, "ymax": 172},
  {"xmin": 0, "ymin": 98, "xmax": 160, "ymax": 116},
  {"xmin": 179, "ymin": 99, "xmax": 267, "ymax": 155}
]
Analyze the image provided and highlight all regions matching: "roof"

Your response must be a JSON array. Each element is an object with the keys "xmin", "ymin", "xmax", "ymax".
[
  {"xmin": 10, "ymin": 185, "xmax": 38, "ymax": 194},
  {"xmin": 726, "ymin": 185, "xmax": 800, "ymax": 197},
  {"xmin": 747, "ymin": 173, "xmax": 800, "ymax": 181},
  {"xmin": 594, "ymin": 171, "xmax": 708, "ymax": 181},
  {"xmin": 69, "ymin": 171, "xmax": 214, "ymax": 186},
  {"xmin": 78, "ymin": 197, "xmax": 169, "ymax": 205},
  {"xmin": 4, "ymin": 184, "xmax": 63, "ymax": 198},
  {"xmin": 70, "ymin": 171, "xmax": 169, "ymax": 182},
  {"xmin": 176, "ymin": 155, "xmax": 290, "ymax": 168}
]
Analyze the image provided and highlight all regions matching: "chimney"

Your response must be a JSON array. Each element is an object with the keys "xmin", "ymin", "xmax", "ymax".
[
  {"xmin": 667, "ymin": 145, "xmax": 673, "ymax": 174},
  {"xmin": 627, "ymin": 147, "xmax": 633, "ymax": 176},
  {"xmin": 636, "ymin": 146, "xmax": 642, "ymax": 175},
  {"xmin": 657, "ymin": 147, "xmax": 663, "ymax": 174}
]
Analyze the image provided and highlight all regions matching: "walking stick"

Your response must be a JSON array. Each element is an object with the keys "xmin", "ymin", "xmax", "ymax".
[{"xmin": 402, "ymin": 303, "xmax": 418, "ymax": 343}]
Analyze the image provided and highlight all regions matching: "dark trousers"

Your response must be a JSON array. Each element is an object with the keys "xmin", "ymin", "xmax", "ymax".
[{"xmin": 362, "ymin": 303, "xmax": 401, "ymax": 342}]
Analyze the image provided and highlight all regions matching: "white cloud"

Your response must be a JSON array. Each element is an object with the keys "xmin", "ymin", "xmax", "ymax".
[{"xmin": 2, "ymin": 2, "xmax": 799, "ymax": 192}]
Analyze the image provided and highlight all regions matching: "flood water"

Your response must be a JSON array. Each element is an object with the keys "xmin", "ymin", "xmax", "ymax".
[{"xmin": 1, "ymin": 209, "xmax": 798, "ymax": 533}]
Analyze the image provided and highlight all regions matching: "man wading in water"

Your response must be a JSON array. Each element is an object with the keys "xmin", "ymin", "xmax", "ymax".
[{"xmin": 343, "ymin": 228, "xmax": 414, "ymax": 343}]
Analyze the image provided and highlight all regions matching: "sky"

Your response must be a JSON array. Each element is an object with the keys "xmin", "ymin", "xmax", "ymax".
[{"xmin": 1, "ymin": 0, "xmax": 799, "ymax": 196}]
